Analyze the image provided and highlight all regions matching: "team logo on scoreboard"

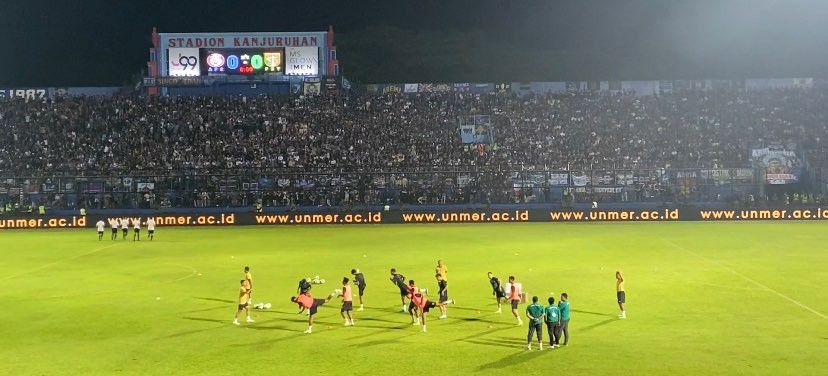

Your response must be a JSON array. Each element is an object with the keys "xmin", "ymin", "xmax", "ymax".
[
  {"xmin": 263, "ymin": 52, "xmax": 283, "ymax": 72},
  {"xmin": 206, "ymin": 53, "xmax": 226, "ymax": 72}
]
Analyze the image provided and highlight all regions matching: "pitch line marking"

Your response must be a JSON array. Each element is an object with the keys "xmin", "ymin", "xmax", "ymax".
[
  {"xmin": 0, "ymin": 243, "xmax": 120, "ymax": 282},
  {"xmin": 663, "ymin": 239, "xmax": 827, "ymax": 320}
]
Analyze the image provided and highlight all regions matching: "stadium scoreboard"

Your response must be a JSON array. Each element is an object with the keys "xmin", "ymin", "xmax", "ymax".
[{"xmin": 148, "ymin": 27, "xmax": 339, "ymax": 81}]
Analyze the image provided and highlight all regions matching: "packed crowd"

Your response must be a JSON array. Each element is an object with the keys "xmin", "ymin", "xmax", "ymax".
[
  {"xmin": 2, "ymin": 88, "xmax": 828, "ymax": 175},
  {"xmin": 0, "ymin": 87, "xmax": 826, "ymax": 208}
]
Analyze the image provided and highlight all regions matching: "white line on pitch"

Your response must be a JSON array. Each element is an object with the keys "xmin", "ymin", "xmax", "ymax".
[
  {"xmin": 662, "ymin": 239, "xmax": 827, "ymax": 320},
  {"xmin": 0, "ymin": 243, "xmax": 120, "ymax": 282}
]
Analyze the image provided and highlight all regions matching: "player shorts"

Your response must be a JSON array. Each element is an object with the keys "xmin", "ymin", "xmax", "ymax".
[
  {"xmin": 111, "ymin": 228, "xmax": 117, "ymax": 234},
  {"xmin": 495, "ymin": 290, "xmax": 506, "ymax": 299},
  {"xmin": 358, "ymin": 285, "xmax": 366, "ymax": 296},
  {"xmin": 617, "ymin": 291, "xmax": 626, "ymax": 304},
  {"xmin": 341, "ymin": 301, "xmax": 353, "ymax": 312},
  {"xmin": 148, "ymin": 230, "xmax": 154, "ymax": 235},
  {"xmin": 422, "ymin": 301, "xmax": 436, "ymax": 313},
  {"xmin": 310, "ymin": 298, "xmax": 326, "ymax": 315},
  {"xmin": 98, "ymin": 231, "xmax": 104, "ymax": 235},
  {"xmin": 439, "ymin": 291, "xmax": 448, "ymax": 303},
  {"xmin": 134, "ymin": 229, "xmax": 140, "ymax": 233},
  {"xmin": 237, "ymin": 303, "xmax": 248, "ymax": 310},
  {"xmin": 399, "ymin": 289, "xmax": 409, "ymax": 297},
  {"xmin": 408, "ymin": 301, "xmax": 417, "ymax": 312},
  {"xmin": 511, "ymin": 299, "xmax": 519, "ymax": 310},
  {"xmin": 122, "ymin": 228, "xmax": 128, "ymax": 234}
]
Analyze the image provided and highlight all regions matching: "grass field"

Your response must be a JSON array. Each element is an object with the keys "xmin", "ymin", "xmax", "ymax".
[{"xmin": 1, "ymin": 222, "xmax": 826, "ymax": 375}]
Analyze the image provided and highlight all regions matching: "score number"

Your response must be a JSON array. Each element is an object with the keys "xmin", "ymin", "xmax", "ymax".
[{"xmin": 206, "ymin": 51, "xmax": 282, "ymax": 75}]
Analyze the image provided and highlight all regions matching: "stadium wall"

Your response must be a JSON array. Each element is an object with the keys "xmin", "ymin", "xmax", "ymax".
[{"xmin": 2, "ymin": 206, "xmax": 827, "ymax": 229}]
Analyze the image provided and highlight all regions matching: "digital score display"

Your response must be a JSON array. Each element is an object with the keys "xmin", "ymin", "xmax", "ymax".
[{"xmin": 202, "ymin": 49, "xmax": 284, "ymax": 75}]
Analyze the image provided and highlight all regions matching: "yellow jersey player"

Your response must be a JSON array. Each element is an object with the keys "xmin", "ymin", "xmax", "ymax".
[
  {"xmin": 243, "ymin": 266, "xmax": 253, "ymax": 305},
  {"xmin": 616, "ymin": 271, "xmax": 626, "ymax": 319},
  {"xmin": 435, "ymin": 260, "xmax": 448, "ymax": 280},
  {"xmin": 233, "ymin": 280, "xmax": 254, "ymax": 325}
]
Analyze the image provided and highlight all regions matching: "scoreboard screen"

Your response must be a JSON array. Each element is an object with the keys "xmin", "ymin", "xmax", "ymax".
[{"xmin": 201, "ymin": 49, "xmax": 284, "ymax": 75}]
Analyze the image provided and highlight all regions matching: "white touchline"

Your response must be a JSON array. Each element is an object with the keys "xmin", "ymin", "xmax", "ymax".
[
  {"xmin": 0, "ymin": 243, "xmax": 120, "ymax": 282},
  {"xmin": 663, "ymin": 239, "xmax": 827, "ymax": 320}
]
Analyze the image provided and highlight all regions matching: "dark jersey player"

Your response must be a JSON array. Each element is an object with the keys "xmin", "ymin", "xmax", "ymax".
[
  {"xmin": 296, "ymin": 278, "xmax": 313, "ymax": 315},
  {"xmin": 436, "ymin": 273, "xmax": 452, "ymax": 319},
  {"xmin": 487, "ymin": 272, "xmax": 507, "ymax": 313},
  {"xmin": 390, "ymin": 268, "xmax": 408, "ymax": 312},
  {"xmin": 351, "ymin": 268, "xmax": 366, "ymax": 311}
]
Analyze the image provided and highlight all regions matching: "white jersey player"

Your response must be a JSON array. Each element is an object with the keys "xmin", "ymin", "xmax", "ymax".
[
  {"xmin": 133, "ymin": 218, "xmax": 141, "ymax": 241},
  {"xmin": 146, "ymin": 218, "xmax": 156, "ymax": 241},
  {"xmin": 96, "ymin": 220, "xmax": 105, "ymax": 241}
]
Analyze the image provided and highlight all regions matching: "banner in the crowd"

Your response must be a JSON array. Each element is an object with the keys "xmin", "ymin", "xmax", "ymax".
[
  {"xmin": 404, "ymin": 84, "xmax": 418, "ymax": 93},
  {"xmin": 303, "ymin": 77, "xmax": 321, "ymax": 95},
  {"xmin": 459, "ymin": 115, "xmax": 494, "ymax": 144},
  {"xmin": 0, "ymin": 88, "xmax": 49, "ymax": 101},
  {"xmin": 593, "ymin": 170, "xmax": 615, "ymax": 185},
  {"xmin": 700, "ymin": 168, "xmax": 754, "ymax": 182},
  {"xmin": 751, "ymin": 142, "xmax": 803, "ymax": 184},
  {"xmin": 673, "ymin": 170, "xmax": 699, "ymax": 193},
  {"xmin": 571, "ymin": 171, "xmax": 589, "ymax": 186},
  {"xmin": 548, "ymin": 173, "xmax": 569, "ymax": 186},
  {"xmin": 382, "ymin": 85, "xmax": 402, "ymax": 94}
]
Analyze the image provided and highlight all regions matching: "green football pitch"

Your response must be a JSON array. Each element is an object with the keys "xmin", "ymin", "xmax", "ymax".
[{"xmin": 1, "ymin": 222, "xmax": 826, "ymax": 375}]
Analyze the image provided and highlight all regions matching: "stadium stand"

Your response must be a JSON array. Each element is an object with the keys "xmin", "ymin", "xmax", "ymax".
[{"xmin": 1, "ymin": 88, "xmax": 826, "ymax": 210}]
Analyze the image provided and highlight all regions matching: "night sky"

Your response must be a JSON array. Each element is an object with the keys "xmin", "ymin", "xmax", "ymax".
[{"xmin": 2, "ymin": 0, "xmax": 827, "ymax": 86}]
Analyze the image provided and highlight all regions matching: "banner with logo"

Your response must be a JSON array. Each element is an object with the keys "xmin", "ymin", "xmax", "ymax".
[
  {"xmin": 285, "ymin": 47, "xmax": 319, "ymax": 76},
  {"xmin": 751, "ymin": 143, "xmax": 803, "ymax": 184},
  {"xmin": 572, "ymin": 171, "xmax": 589, "ymax": 187},
  {"xmin": 548, "ymin": 173, "xmax": 569, "ymax": 186},
  {"xmin": 404, "ymin": 84, "xmax": 418, "ymax": 93},
  {"xmin": 382, "ymin": 85, "xmax": 402, "ymax": 94},
  {"xmin": 303, "ymin": 77, "xmax": 321, "ymax": 95},
  {"xmin": 593, "ymin": 170, "xmax": 615, "ymax": 185},
  {"xmin": 168, "ymin": 48, "xmax": 201, "ymax": 77}
]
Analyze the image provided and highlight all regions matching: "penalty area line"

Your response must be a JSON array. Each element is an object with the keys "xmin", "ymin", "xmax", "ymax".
[{"xmin": 662, "ymin": 239, "xmax": 827, "ymax": 320}]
